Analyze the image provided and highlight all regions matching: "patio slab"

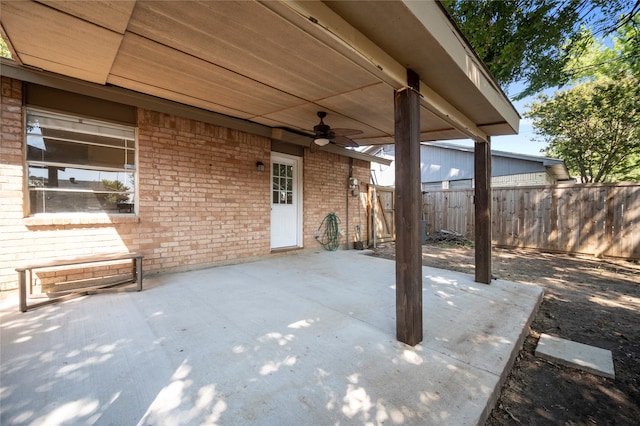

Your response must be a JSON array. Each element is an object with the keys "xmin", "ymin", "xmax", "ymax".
[{"xmin": 0, "ymin": 250, "xmax": 542, "ymax": 425}]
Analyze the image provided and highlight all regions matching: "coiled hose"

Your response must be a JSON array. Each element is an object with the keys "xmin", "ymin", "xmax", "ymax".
[{"xmin": 316, "ymin": 213, "xmax": 341, "ymax": 251}]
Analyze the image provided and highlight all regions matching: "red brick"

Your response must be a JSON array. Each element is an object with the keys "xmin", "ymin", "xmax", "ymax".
[{"xmin": 0, "ymin": 77, "xmax": 370, "ymax": 290}]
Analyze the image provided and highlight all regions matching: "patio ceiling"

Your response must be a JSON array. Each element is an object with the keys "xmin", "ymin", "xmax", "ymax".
[{"xmin": 0, "ymin": 0, "xmax": 519, "ymax": 146}]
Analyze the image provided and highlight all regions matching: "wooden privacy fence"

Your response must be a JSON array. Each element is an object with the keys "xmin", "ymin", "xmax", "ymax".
[
  {"xmin": 422, "ymin": 183, "xmax": 640, "ymax": 259},
  {"xmin": 368, "ymin": 185, "xmax": 396, "ymax": 245}
]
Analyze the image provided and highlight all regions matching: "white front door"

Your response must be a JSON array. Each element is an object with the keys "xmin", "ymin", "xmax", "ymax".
[{"xmin": 270, "ymin": 153, "xmax": 302, "ymax": 249}]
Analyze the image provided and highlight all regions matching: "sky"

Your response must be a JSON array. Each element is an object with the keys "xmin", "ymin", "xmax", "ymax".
[
  {"xmin": 446, "ymin": 85, "xmax": 556, "ymax": 158},
  {"xmin": 490, "ymin": 96, "xmax": 548, "ymax": 156}
]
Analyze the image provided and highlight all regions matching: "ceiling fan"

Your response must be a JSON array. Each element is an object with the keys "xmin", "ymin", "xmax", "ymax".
[{"xmin": 311, "ymin": 111, "xmax": 362, "ymax": 151}]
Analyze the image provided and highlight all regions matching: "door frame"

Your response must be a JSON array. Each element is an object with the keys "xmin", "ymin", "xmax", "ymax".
[{"xmin": 270, "ymin": 152, "xmax": 303, "ymax": 249}]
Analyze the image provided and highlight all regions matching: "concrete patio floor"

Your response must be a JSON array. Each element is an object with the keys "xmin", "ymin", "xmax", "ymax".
[{"xmin": 0, "ymin": 250, "xmax": 543, "ymax": 425}]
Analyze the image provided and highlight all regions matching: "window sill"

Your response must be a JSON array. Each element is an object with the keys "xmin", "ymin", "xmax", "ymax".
[{"xmin": 24, "ymin": 214, "xmax": 139, "ymax": 227}]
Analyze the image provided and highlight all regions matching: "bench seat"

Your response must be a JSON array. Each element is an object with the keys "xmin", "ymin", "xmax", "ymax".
[{"xmin": 16, "ymin": 252, "xmax": 143, "ymax": 312}]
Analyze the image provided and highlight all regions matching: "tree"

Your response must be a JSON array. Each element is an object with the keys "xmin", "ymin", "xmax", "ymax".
[
  {"xmin": 526, "ymin": 21, "xmax": 640, "ymax": 183},
  {"xmin": 609, "ymin": 152, "xmax": 640, "ymax": 182},
  {"xmin": 101, "ymin": 179, "xmax": 130, "ymax": 205},
  {"xmin": 564, "ymin": 22, "xmax": 640, "ymax": 82},
  {"xmin": 526, "ymin": 77, "xmax": 640, "ymax": 182},
  {"xmin": 0, "ymin": 36, "xmax": 11, "ymax": 59},
  {"xmin": 442, "ymin": 0, "xmax": 640, "ymax": 99}
]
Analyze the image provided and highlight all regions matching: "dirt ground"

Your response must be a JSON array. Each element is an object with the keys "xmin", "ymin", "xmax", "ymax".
[{"xmin": 369, "ymin": 241, "xmax": 640, "ymax": 425}]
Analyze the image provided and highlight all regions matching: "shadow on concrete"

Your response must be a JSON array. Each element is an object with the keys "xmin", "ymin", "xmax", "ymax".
[{"xmin": 0, "ymin": 250, "xmax": 542, "ymax": 425}]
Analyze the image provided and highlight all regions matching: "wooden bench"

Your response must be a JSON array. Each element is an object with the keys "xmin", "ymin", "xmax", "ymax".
[{"xmin": 16, "ymin": 252, "xmax": 143, "ymax": 312}]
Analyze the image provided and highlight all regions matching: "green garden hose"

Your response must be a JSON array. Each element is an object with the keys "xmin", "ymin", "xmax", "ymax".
[{"xmin": 317, "ymin": 213, "xmax": 341, "ymax": 251}]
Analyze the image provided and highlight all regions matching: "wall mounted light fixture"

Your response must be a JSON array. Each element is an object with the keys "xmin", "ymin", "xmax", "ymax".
[{"xmin": 256, "ymin": 161, "xmax": 265, "ymax": 172}]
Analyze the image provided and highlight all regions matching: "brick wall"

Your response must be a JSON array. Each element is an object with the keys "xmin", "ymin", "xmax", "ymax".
[
  {"xmin": 303, "ymin": 150, "xmax": 369, "ymax": 250},
  {"xmin": 1, "ymin": 77, "xmax": 26, "ymax": 291},
  {"xmin": 136, "ymin": 109, "xmax": 272, "ymax": 273},
  {"xmin": 0, "ymin": 77, "xmax": 371, "ymax": 291}
]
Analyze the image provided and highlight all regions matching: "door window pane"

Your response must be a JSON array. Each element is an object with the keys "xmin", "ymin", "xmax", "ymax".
[{"xmin": 272, "ymin": 162, "xmax": 293, "ymax": 205}]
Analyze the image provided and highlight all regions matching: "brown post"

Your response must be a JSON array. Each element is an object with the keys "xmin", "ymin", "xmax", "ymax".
[
  {"xmin": 474, "ymin": 138, "xmax": 492, "ymax": 284},
  {"xmin": 394, "ymin": 69, "xmax": 423, "ymax": 346},
  {"xmin": 135, "ymin": 257, "xmax": 143, "ymax": 291},
  {"xmin": 18, "ymin": 270, "xmax": 27, "ymax": 312}
]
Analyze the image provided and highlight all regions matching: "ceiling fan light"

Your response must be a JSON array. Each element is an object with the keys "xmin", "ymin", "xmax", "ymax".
[{"xmin": 314, "ymin": 137, "xmax": 330, "ymax": 146}]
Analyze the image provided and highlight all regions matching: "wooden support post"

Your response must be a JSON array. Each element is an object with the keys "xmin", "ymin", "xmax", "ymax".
[
  {"xmin": 394, "ymin": 71, "xmax": 423, "ymax": 346},
  {"xmin": 474, "ymin": 138, "xmax": 492, "ymax": 284}
]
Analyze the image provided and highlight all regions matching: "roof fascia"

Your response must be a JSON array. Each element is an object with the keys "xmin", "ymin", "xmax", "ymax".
[{"xmin": 404, "ymin": 1, "xmax": 520, "ymax": 134}]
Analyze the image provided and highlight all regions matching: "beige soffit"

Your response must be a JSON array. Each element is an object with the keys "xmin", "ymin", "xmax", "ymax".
[
  {"xmin": 0, "ymin": 58, "xmax": 390, "ymax": 166},
  {"xmin": 0, "ymin": 0, "xmax": 519, "ymax": 146},
  {"xmin": 265, "ymin": 0, "xmax": 518, "ymax": 141}
]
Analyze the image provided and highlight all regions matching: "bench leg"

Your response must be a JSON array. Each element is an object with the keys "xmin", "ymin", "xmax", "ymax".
[
  {"xmin": 134, "ymin": 258, "xmax": 143, "ymax": 291},
  {"xmin": 18, "ymin": 271, "xmax": 27, "ymax": 312}
]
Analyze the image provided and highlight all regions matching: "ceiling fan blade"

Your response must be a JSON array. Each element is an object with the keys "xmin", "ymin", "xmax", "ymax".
[
  {"xmin": 332, "ymin": 128, "xmax": 363, "ymax": 137},
  {"xmin": 332, "ymin": 135, "xmax": 360, "ymax": 147}
]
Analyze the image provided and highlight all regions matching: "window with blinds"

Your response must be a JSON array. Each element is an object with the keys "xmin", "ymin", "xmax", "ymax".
[{"xmin": 25, "ymin": 109, "xmax": 137, "ymax": 215}]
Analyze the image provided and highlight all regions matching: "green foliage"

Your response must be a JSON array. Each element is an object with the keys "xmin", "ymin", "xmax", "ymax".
[
  {"xmin": 0, "ymin": 36, "xmax": 11, "ymax": 59},
  {"xmin": 101, "ymin": 179, "xmax": 130, "ymax": 204},
  {"xmin": 442, "ymin": 0, "xmax": 639, "ymax": 99},
  {"xmin": 525, "ymin": 20, "xmax": 640, "ymax": 183},
  {"xmin": 526, "ymin": 77, "xmax": 640, "ymax": 182},
  {"xmin": 609, "ymin": 152, "xmax": 640, "ymax": 182},
  {"xmin": 446, "ymin": 1, "xmax": 640, "ymax": 183},
  {"xmin": 564, "ymin": 21, "xmax": 640, "ymax": 82}
]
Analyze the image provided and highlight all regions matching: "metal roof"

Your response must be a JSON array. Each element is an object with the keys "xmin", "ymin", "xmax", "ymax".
[{"xmin": 424, "ymin": 142, "xmax": 573, "ymax": 182}]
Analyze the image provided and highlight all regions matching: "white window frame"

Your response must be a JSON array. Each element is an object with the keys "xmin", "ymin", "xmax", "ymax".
[{"xmin": 24, "ymin": 108, "xmax": 138, "ymax": 216}]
